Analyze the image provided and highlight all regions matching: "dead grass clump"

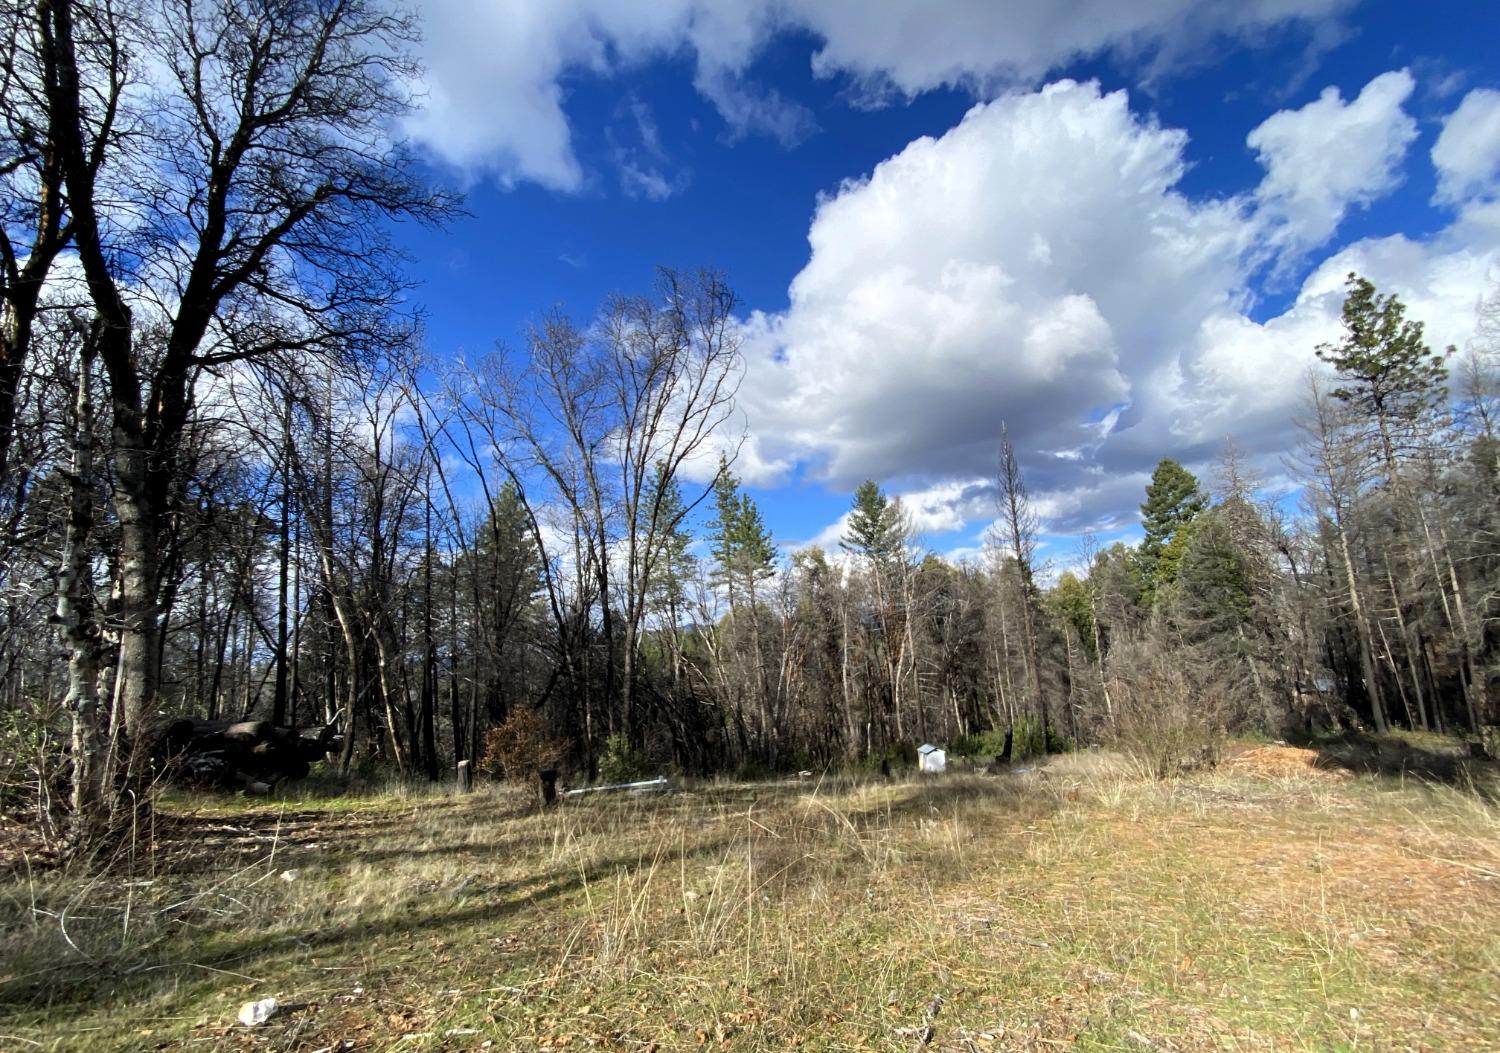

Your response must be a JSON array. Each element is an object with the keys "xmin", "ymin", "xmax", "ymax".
[{"xmin": 1225, "ymin": 744, "xmax": 1353, "ymax": 782}]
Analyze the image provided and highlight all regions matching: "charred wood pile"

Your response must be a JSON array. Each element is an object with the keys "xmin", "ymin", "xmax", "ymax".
[{"xmin": 145, "ymin": 717, "xmax": 342, "ymax": 794}]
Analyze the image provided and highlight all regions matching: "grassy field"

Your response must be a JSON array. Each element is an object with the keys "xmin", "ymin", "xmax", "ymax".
[{"xmin": 2, "ymin": 742, "xmax": 1498, "ymax": 1052}]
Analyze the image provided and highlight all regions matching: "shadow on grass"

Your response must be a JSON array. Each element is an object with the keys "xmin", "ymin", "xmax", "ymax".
[
  {"xmin": 141, "ymin": 791, "xmax": 539, "ymax": 870},
  {"xmin": 1299, "ymin": 730, "xmax": 1499, "ymax": 801},
  {"xmin": 0, "ymin": 826, "xmax": 736, "ymax": 1018},
  {"xmin": 0, "ymin": 770, "xmax": 1059, "ymax": 1028}
]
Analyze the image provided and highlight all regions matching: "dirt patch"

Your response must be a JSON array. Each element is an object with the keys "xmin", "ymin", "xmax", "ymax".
[{"xmin": 1223, "ymin": 744, "xmax": 1353, "ymax": 781}]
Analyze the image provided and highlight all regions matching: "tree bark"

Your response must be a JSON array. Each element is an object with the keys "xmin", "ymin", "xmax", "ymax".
[{"xmin": 59, "ymin": 329, "xmax": 104, "ymax": 831}]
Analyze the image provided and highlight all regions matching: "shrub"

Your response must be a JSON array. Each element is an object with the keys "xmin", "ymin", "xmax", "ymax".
[
  {"xmin": 854, "ymin": 740, "xmax": 919, "ymax": 774},
  {"xmin": 950, "ymin": 721, "xmax": 1071, "ymax": 762},
  {"xmin": 479, "ymin": 709, "xmax": 567, "ymax": 782},
  {"xmin": 1011, "ymin": 715, "xmax": 1048, "ymax": 759},
  {"xmin": 733, "ymin": 756, "xmax": 773, "ymax": 782},
  {"xmin": 950, "ymin": 727, "xmax": 1006, "ymax": 758},
  {"xmin": 0, "ymin": 696, "xmax": 67, "ymax": 815},
  {"xmin": 597, "ymin": 732, "xmax": 652, "ymax": 784},
  {"xmin": 1105, "ymin": 640, "xmax": 1225, "ymax": 778}
]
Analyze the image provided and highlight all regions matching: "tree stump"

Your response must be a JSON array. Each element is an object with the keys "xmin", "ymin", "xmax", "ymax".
[
  {"xmin": 538, "ymin": 768, "xmax": 558, "ymax": 808},
  {"xmin": 456, "ymin": 759, "xmax": 472, "ymax": 793}
]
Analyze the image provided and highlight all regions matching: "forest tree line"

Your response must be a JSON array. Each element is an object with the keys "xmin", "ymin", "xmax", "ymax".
[{"xmin": 1, "ymin": 1, "xmax": 1497, "ymax": 846}]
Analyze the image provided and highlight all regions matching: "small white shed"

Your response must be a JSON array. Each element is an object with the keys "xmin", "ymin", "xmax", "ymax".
[{"xmin": 918, "ymin": 743, "xmax": 946, "ymax": 774}]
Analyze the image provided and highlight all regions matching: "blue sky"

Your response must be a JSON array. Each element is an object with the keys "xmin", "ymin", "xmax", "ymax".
[{"xmin": 390, "ymin": 0, "xmax": 1500, "ymax": 569}]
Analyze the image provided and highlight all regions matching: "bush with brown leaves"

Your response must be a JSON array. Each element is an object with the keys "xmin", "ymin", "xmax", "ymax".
[{"xmin": 478, "ymin": 709, "xmax": 567, "ymax": 782}]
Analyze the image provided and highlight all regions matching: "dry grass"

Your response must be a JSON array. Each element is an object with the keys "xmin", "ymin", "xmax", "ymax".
[
  {"xmin": 1, "ymin": 754, "xmax": 1497, "ymax": 1052},
  {"xmin": 1221, "ymin": 744, "xmax": 1354, "ymax": 782}
]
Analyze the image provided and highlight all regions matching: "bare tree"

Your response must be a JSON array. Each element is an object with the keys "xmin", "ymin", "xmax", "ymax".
[
  {"xmin": 477, "ymin": 269, "xmax": 741, "ymax": 756},
  {"xmin": 55, "ymin": 314, "xmax": 104, "ymax": 832},
  {"xmin": 0, "ymin": 0, "xmax": 99, "ymax": 487},
  {"xmin": 36, "ymin": 0, "xmax": 451, "ymax": 779},
  {"xmin": 1293, "ymin": 372, "xmax": 1388, "ymax": 732},
  {"xmin": 991, "ymin": 423, "xmax": 1049, "ymax": 748}
]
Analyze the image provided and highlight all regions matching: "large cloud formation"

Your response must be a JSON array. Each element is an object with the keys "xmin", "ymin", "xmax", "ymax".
[
  {"xmin": 731, "ymin": 76, "xmax": 1499, "ymax": 541},
  {"xmin": 1432, "ymin": 89, "xmax": 1500, "ymax": 206},
  {"xmin": 405, "ymin": 0, "xmax": 1351, "ymax": 189},
  {"xmin": 403, "ymin": 2, "xmax": 1496, "ymax": 546},
  {"xmin": 1248, "ymin": 70, "xmax": 1417, "ymax": 255}
]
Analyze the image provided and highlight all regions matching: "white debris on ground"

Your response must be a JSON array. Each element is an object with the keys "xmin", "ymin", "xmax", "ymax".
[{"xmin": 237, "ymin": 997, "xmax": 279, "ymax": 1026}]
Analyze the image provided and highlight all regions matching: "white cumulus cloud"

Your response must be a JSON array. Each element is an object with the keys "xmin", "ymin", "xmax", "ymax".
[
  {"xmin": 734, "ymin": 80, "xmax": 1246, "ymax": 493},
  {"xmin": 405, "ymin": 0, "xmax": 1352, "ymax": 189},
  {"xmin": 1432, "ymin": 88, "xmax": 1500, "ymax": 206},
  {"xmin": 1248, "ymin": 69, "xmax": 1418, "ymax": 254},
  {"xmin": 742, "ymin": 74, "xmax": 1500, "ymax": 542}
]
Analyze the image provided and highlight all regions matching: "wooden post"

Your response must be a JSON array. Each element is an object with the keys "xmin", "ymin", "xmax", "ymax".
[
  {"xmin": 456, "ymin": 759, "xmax": 472, "ymax": 793},
  {"xmin": 538, "ymin": 768, "xmax": 558, "ymax": 808}
]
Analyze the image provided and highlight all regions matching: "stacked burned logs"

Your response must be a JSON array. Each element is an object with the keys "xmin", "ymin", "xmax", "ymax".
[{"xmin": 146, "ymin": 717, "xmax": 342, "ymax": 794}]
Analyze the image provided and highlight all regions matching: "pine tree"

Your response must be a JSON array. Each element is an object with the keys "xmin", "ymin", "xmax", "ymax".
[
  {"xmin": 1048, "ymin": 572, "xmax": 1097, "ymax": 658},
  {"xmin": 1316, "ymin": 273, "xmax": 1451, "ymax": 474},
  {"xmin": 1317, "ymin": 274, "xmax": 1454, "ymax": 733},
  {"xmin": 709, "ymin": 456, "xmax": 776, "ymax": 607},
  {"xmin": 1171, "ymin": 512, "xmax": 1253, "ymax": 638},
  {"xmin": 1154, "ymin": 517, "xmax": 1200, "ymax": 599},
  {"xmin": 1168, "ymin": 510, "xmax": 1273, "ymax": 728},
  {"xmin": 709, "ymin": 457, "xmax": 741, "ymax": 600},
  {"xmin": 1138, "ymin": 458, "xmax": 1206, "ymax": 605},
  {"xmin": 841, "ymin": 480, "xmax": 904, "ymax": 568},
  {"xmin": 734, "ymin": 494, "xmax": 777, "ymax": 594},
  {"xmin": 640, "ymin": 464, "xmax": 696, "ymax": 619}
]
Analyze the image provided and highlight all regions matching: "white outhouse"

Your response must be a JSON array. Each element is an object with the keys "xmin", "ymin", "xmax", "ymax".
[{"xmin": 918, "ymin": 743, "xmax": 946, "ymax": 773}]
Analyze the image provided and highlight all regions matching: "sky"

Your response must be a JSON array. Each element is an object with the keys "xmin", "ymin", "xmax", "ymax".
[{"xmin": 387, "ymin": 0, "xmax": 1500, "ymax": 570}]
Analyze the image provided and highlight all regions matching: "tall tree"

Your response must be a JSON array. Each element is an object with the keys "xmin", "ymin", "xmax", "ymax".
[
  {"xmin": 841, "ymin": 480, "xmax": 903, "ymax": 568},
  {"xmin": 642, "ymin": 471, "xmax": 693, "ymax": 627},
  {"xmin": 1138, "ymin": 458, "xmax": 1207, "ymax": 604},
  {"xmin": 1319, "ymin": 274, "xmax": 1455, "ymax": 730},
  {"xmin": 709, "ymin": 456, "xmax": 775, "ymax": 608},
  {"xmin": 1294, "ymin": 373, "xmax": 1389, "ymax": 732},
  {"xmin": 1316, "ymin": 273, "xmax": 1451, "ymax": 474},
  {"xmin": 478, "ymin": 269, "xmax": 741, "ymax": 755},
  {"xmin": 36, "ymin": 0, "xmax": 450, "ymax": 769},
  {"xmin": 993, "ymin": 424, "xmax": 1049, "ymax": 748},
  {"xmin": 0, "ymin": 0, "xmax": 94, "ymax": 489}
]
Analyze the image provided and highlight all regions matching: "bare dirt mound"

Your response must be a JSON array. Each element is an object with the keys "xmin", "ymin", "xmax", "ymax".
[{"xmin": 1223, "ymin": 744, "xmax": 1353, "ymax": 781}]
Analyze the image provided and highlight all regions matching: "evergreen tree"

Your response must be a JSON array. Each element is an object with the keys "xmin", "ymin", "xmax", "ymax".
[
  {"xmin": 1153, "ymin": 516, "xmax": 1200, "ymax": 599},
  {"xmin": 640, "ymin": 464, "xmax": 696, "ymax": 619},
  {"xmin": 1138, "ymin": 458, "xmax": 1206, "ymax": 604},
  {"xmin": 733, "ymin": 494, "xmax": 777, "ymax": 594},
  {"xmin": 1170, "ymin": 512, "xmax": 1253, "ymax": 638},
  {"xmin": 1316, "ymin": 273, "xmax": 1451, "ymax": 472},
  {"xmin": 477, "ymin": 482, "xmax": 541, "ymax": 578},
  {"xmin": 1167, "ymin": 510, "xmax": 1273, "ymax": 728},
  {"xmin": 841, "ymin": 479, "xmax": 904, "ymax": 568},
  {"xmin": 1316, "ymin": 274, "xmax": 1455, "ymax": 733},
  {"xmin": 470, "ymin": 481, "xmax": 545, "ymax": 718},
  {"xmin": 709, "ymin": 457, "xmax": 741, "ymax": 598},
  {"xmin": 709, "ymin": 456, "xmax": 776, "ymax": 606},
  {"xmin": 1048, "ymin": 571, "xmax": 1097, "ymax": 658}
]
